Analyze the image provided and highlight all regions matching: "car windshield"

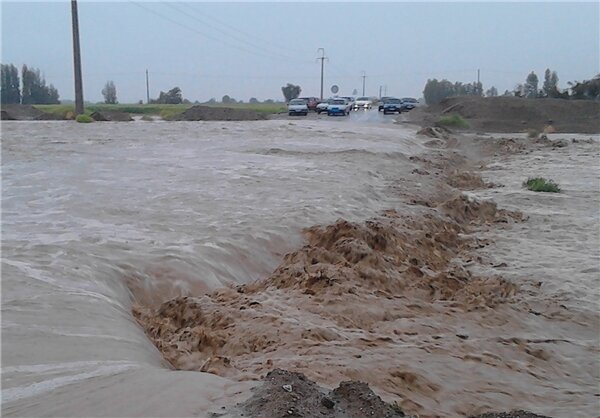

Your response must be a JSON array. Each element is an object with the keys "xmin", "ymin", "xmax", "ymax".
[
  {"xmin": 387, "ymin": 99, "xmax": 402, "ymax": 104},
  {"xmin": 402, "ymin": 98, "xmax": 417, "ymax": 103},
  {"xmin": 357, "ymin": 97, "xmax": 369, "ymax": 101},
  {"xmin": 289, "ymin": 99, "xmax": 305, "ymax": 105},
  {"xmin": 332, "ymin": 99, "xmax": 346, "ymax": 105}
]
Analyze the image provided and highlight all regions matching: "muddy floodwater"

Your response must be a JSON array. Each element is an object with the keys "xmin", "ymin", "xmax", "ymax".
[{"xmin": 1, "ymin": 119, "xmax": 598, "ymax": 417}]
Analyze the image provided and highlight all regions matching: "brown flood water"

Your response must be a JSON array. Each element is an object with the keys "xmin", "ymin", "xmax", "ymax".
[{"xmin": 2, "ymin": 119, "xmax": 598, "ymax": 417}]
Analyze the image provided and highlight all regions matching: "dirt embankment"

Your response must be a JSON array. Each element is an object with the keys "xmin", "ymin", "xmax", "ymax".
[
  {"xmin": 408, "ymin": 96, "xmax": 600, "ymax": 134},
  {"xmin": 1, "ymin": 104, "xmax": 64, "ymax": 120},
  {"xmin": 170, "ymin": 105, "xmax": 269, "ymax": 121}
]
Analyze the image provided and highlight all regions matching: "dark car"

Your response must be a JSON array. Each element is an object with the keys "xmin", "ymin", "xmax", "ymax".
[
  {"xmin": 298, "ymin": 97, "xmax": 319, "ymax": 111},
  {"xmin": 382, "ymin": 98, "xmax": 404, "ymax": 114},
  {"xmin": 378, "ymin": 97, "xmax": 393, "ymax": 112}
]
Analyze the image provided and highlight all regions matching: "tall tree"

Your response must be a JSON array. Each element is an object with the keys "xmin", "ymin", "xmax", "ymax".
[
  {"xmin": 524, "ymin": 71, "xmax": 539, "ymax": 98},
  {"xmin": 543, "ymin": 69, "xmax": 560, "ymax": 98},
  {"xmin": 1, "ymin": 64, "xmax": 21, "ymax": 104},
  {"xmin": 485, "ymin": 86, "xmax": 498, "ymax": 97},
  {"xmin": 281, "ymin": 83, "xmax": 301, "ymax": 101},
  {"xmin": 21, "ymin": 65, "xmax": 60, "ymax": 104},
  {"xmin": 102, "ymin": 80, "xmax": 118, "ymax": 104}
]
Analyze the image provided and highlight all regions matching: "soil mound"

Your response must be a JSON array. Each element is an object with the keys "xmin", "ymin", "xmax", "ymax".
[
  {"xmin": 227, "ymin": 369, "xmax": 409, "ymax": 418},
  {"xmin": 171, "ymin": 105, "xmax": 268, "ymax": 121},
  {"xmin": 410, "ymin": 96, "xmax": 600, "ymax": 133},
  {"xmin": 1, "ymin": 104, "xmax": 63, "ymax": 120},
  {"xmin": 90, "ymin": 110, "xmax": 133, "ymax": 122},
  {"xmin": 470, "ymin": 412, "xmax": 551, "ymax": 418}
]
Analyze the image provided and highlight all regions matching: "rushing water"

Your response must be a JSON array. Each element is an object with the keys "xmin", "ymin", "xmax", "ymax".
[{"xmin": 1, "ymin": 118, "xmax": 423, "ymax": 416}]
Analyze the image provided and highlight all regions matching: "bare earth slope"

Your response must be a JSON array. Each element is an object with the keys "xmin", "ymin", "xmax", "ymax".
[{"xmin": 408, "ymin": 96, "xmax": 600, "ymax": 133}]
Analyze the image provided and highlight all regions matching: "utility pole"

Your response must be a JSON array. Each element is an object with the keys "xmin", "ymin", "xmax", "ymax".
[
  {"xmin": 361, "ymin": 71, "xmax": 366, "ymax": 96},
  {"xmin": 316, "ymin": 48, "xmax": 327, "ymax": 100},
  {"xmin": 71, "ymin": 0, "xmax": 84, "ymax": 115},
  {"xmin": 477, "ymin": 68, "xmax": 481, "ymax": 95},
  {"xmin": 379, "ymin": 85, "xmax": 382, "ymax": 99},
  {"xmin": 146, "ymin": 69, "xmax": 150, "ymax": 104}
]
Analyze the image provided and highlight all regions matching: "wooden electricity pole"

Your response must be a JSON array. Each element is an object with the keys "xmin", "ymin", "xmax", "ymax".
[{"xmin": 71, "ymin": 0, "xmax": 84, "ymax": 115}]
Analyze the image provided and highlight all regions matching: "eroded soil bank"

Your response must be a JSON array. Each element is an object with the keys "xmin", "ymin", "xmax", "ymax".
[{"xmin": 131, "ymin": 131, "xmax": 598, "ymax": 418}]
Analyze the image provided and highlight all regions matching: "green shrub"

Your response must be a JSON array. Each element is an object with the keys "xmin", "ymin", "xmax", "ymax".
[
  {"xmin": 527, "ymin": 129, "xmax": 540, "ymax": 139},
  {"xmin": 523, "ymin": 177, "xmax": 561, "ymax": 193},
  {"xmin": 141, "ymin": 114, "xmax": 154, "ymax": 121},
  {"xmin": 436, "ymin": 114, "xmax": 469, "ymax": 128},
  {"xmin": 75, "ymin": 114, "xmax": 94, "ymax": 123}
]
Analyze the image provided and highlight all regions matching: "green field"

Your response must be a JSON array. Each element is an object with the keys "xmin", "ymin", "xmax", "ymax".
[{"xmin": 34, "ymin": 102, "xmax": 286, "ymax": 119}]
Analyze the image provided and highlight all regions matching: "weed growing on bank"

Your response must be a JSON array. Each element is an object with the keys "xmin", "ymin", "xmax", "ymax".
[
  {"xmin": 523, "ymin": 177, "xmax": 561, "ymax": 193},
  {"xmin": 436, "ymin": 114, "xmax": 469, "ymax": 128},
  {"xmin": 527, "ymin": 129, "xmax": 540, "ymax": 139},
  {"xmin": 75, "ymin": 114, "xmax": 94, "ymax": 123}
]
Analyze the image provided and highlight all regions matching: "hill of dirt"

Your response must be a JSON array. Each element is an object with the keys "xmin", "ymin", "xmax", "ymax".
[
  {"xmin": 1, "ymin": 104, "xmax": 64, "ymax": 121},
  {"xmin": 408, "ymin": 96, "xmax": 600, "ymax": 133},
  {"xmin": 170, "ymin": 105, "xmax": 268, "ymax": 121}
]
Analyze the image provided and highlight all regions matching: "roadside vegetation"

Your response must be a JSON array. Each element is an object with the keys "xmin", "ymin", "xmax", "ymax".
[
  {"xmin": 75, "ymin": 114, "xmax": 94, "ymax": 123},
  {"xmin": 526, "ymin": 129, "xmax": 540, "ymax": 139},
  {"xmin": 436, "ymin": 114, "xmax": 469, "ymax": 128},
  {"xmin": 34, "ymin": 102, "xmax": 286, "ymax": 119},
  {"xmin": 523, "ymin": 177, "xmax": 561, "ymax": 193}
]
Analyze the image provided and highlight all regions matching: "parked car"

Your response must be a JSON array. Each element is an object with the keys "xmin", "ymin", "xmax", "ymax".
[
  {"xmin": 316, "ymin": 99, "xmax": 331, "ymax": 114},
  {"xmin": 378, "ymin": 97, "xmax": 394, "ymax": 112},
  {"xmin": 382, "ymin": 98, "xmax": 404, "ymax": 114},
  {"xmin": 327, "ymin": 98, "xmax": 351, "ymax": 116},
  {"xmin": 288, "ymin": 98, "xmax": 309, "ymax": 116},
  {"xmin": 401, "ymin": 97, "xmax": 418, "ymax": 111},
  {"xmin": 298, "ymin": 97, "xmax": 319, "ymax": 111},
  {"xmin": 353, "ymin": 96, "xmax": 373, "ymax": 111}
]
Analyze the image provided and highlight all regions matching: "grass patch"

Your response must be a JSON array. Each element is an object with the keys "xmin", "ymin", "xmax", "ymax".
[
  {"xmin": 527, "ymin": 129, "xmax": 540, "ymax": 139},
  {"xmin": 523, "ymin": 177, "xmax": 561, "ymax": 193},
  {"xmin": 35, "ymin": 102, "xmax": 286, "ymax": 118},
  {"xmin": 75, "ymin": 114, "xmax": 94, "ymax": 123},
  {"xmin": 436, "ymin": 114, "xmax": 469, "ymax": 128},
  {"xmin": 140, "ymin": 114, "xmax": 154, "ymax": 121}
]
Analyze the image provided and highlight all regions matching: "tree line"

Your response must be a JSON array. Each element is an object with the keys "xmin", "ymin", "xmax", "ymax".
[
  {"xmin": 1, "ymin": 64, "xmax": 60, "ymax": 104},
  {"xmin": 423, "ymin": 69, "xmax": 600, "ymax": 105}
]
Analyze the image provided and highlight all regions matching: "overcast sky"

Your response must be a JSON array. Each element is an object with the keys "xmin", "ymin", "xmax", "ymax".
[{"xmin": 2, "ymin": 1, "xmax": 599, "ymax": 103}]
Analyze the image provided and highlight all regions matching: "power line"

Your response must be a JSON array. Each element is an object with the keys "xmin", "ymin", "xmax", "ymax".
[
  {"xmin": 163, "ymin": 2, "xmax": 306, "ymax": 63},
  {"xmin": 128, "ymin": 1, "xmax": 310, "ymax": 64},
  {"xmin": 181, "ymin": 3, "xmax": 314, "ymax": 57}
]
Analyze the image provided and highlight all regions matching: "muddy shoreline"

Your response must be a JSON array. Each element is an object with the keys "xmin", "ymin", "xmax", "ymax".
[{"xmin": 128, "ymin": 128, "xmax": 599, "ymax": 417}]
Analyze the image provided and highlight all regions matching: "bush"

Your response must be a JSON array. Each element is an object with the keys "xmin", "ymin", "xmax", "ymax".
[
  {"xmin": 436, "ymin": 114, "xmax": 469, "ymax": 128},
  {"xmin": 523, "ymin": 177, "xmax": 561, "ymax": 193},
  {"xmin": 141, "ymin": 115, "xmax": 154, "ymax": 121},
  {"xmin": 526, "ymin": 129, "xmax": 540, "ymax": 138},
  {"xmin": 75, "ymin": 114, "xmax": 94, "ymax": 123}
]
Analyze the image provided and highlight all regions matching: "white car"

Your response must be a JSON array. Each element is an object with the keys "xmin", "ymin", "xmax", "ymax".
[
  {"xmin": 316, "ymin": 99, "xmax": 331, "ymax": 114},
  {"xmin": 288, "ymin": 99, "xmax": 308, "ymax": 116},
  {"xmin": 327, "ymin": 98, "xmax": 351, "ymax": 116},
  {"xmin": 353, "ymin": 96, "xmax": 373, "ymax": 111}
]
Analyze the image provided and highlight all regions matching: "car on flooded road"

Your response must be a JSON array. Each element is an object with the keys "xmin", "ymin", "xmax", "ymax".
[
  {"xmin": 353, "ymin": 96, "xmax": 373, "ymax": 111},
  {"xmin": 288, "ymin": 99, "xmax": 309, "ymax": 116},
  {"xmin": 382, "ymin": 98, "xmax": 404, "ymax": 114},
  {"xmin": 316, "ymin": 99, "xmax": 331, "ymax": 114},
  {"xmin": 327, "ymin": 98, "xmax": 351, "ymax": 116}
]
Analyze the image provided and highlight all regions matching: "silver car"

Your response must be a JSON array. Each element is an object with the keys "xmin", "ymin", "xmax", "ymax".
[{"xmin": 288, "ymin": 99, "xmax": 309, "ymax": 116}]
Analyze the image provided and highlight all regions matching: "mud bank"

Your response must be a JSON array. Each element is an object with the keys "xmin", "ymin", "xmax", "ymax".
[{"xmin": 127, "ymin": 130, "xmax": 600, "ymax": 417}]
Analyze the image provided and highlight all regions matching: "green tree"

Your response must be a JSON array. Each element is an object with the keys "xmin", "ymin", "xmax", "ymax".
[
  {"xmin": 485, "ymin": 86, "xmax": 498, "ymax": 97},
  {"xmin": 101, "ymin": 80, "xmax": 118, "ymax": 104},
  {"xmin": 281, "ymin": 83, "xmax": 301, "ymax": 101},
  {"xmin": 21, "ymin": 65, "xmax": 60, "ymax": 104},
  {"xmin": 1, "ymin": 64, "xmax": 21, "ymax": 104},
  {"xmin": 221, "ymin": 95, "xmax": 235, "ymax": 104},
  {"xmin": 249, "ymin": 97, "xmax": 259, "ymax": 104},
  {"xmin": 524, "ymin": 71, "xmax": 539, "ymax": 98},
  {"xmin": 542, "ymin": 69, "xmax": 560, "ymax": 98},
  {"xmin": 568, "ymin": 75, "xmax": 600, "ymax": 100},
  {"xmin": 423, "ymin": 79, "xmax": 455, "ymax": 105},
  {"xmin": 153, "ymin": 87, "xmax": 183, "ymax": 104}
]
